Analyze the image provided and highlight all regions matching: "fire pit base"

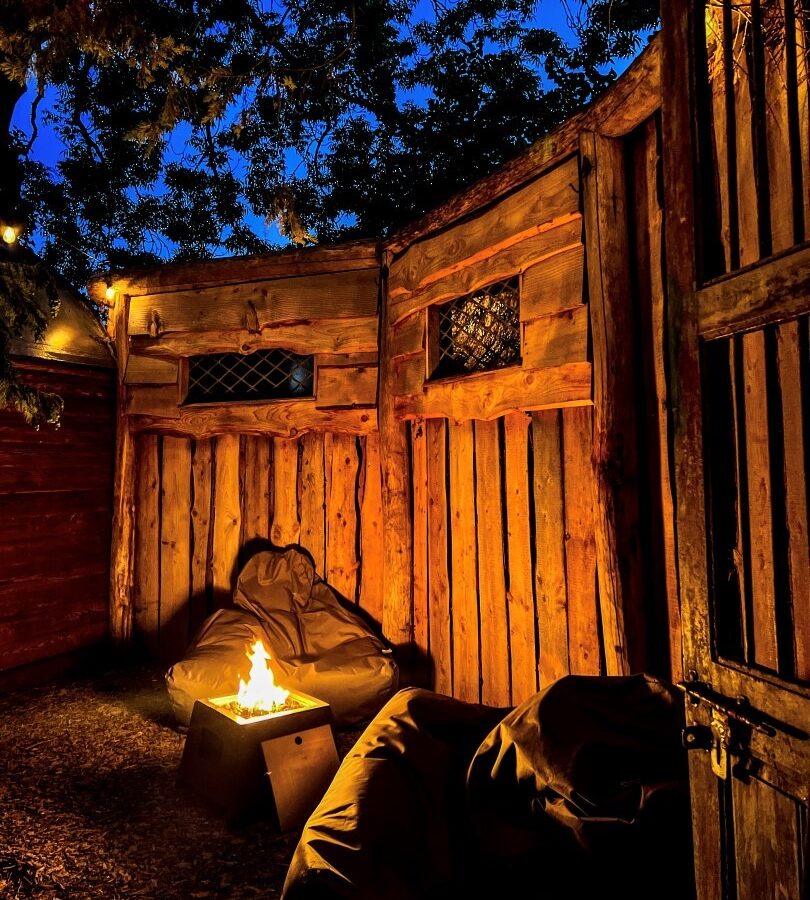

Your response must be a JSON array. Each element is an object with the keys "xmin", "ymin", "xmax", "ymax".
[{"xmin": 178, "ymin": 691, "xmax": 339, "ymax": 828}]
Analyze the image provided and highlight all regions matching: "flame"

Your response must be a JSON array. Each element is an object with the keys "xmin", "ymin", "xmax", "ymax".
[{"xmin": 237, "ymin": 639, "xmax": 289, "ymax": 714}]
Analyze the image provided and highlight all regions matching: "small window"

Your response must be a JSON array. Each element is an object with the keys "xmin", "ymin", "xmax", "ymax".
[
  {"xmin": 431, "ymin": 277, "xmax": 521, "ymax": 379},
  {"xmin": 185, "ymin": 349, "xmax": 314, "ymax": 404}
]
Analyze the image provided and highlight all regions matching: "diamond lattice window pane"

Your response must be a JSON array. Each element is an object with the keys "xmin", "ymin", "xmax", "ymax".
[
  {"xmin": 432, "ymin": 277, "xmax": 521, "ymax": 378},
  {"xmin": 185, "ymin": 349, "xmax": 314, "ymax": 404}
]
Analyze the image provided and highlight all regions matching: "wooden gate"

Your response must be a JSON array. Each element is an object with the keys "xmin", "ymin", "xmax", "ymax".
[{"xmin": 664, "ymin": 0, "xmax": 809, "ymax": 896}]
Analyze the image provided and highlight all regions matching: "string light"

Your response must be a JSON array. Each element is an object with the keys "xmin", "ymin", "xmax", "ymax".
[
  {"xmin": 105, "ymin": 282, "xmax": 117, "ymax": 302},
  {"xmin": 2, "ymin": 225, "xmax": 19, "ymax": 245}
]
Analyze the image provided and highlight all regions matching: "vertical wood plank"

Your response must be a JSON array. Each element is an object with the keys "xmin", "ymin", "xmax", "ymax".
[
  {"xmin": 763, "ymin": 0, "xmax": 795, "ymax": 254},
  {"xmin": 776, "ymin": 320, "xmax": 810, "ymax": 679},
  {"xmin": 503, "ymin": 412, "xmax": 537, "ymax": 702},
  {"xmin": 212, "ymin": 434, "xmax": 241, "ymax": 609},
  {"xmin": 325, "ymin": 432, "xmax": 359, "ymax": 602},
  {"xmin": 732, "ymin": 776, "xmax": 803, "ymax": 900},
  {"xmin": 475, "ymin": 418, "xmax": 510, "ymax": 706},
  {"xmin": 580, "ymin": 129, "xmax": 645, "ymax": 676},
  {"xmin": 796, "ymin": 8, "xmax": 810, "ymax": 240},
  {"xmin": 411, "ymin": 421, "xmax": 429, "ymax": 666},
  {"xmin": 380, "ymin": 256, "xmax": 414, "ymax": 648},
  {"xmin": 159, "ymin": 437, "xmax": 192, "ymax": 661},
  {"xmin": 733, "ymin": 2, "xmax": 761, "ymax": 265},
  {"xmin": 299, "ymin": 432, "xmax": 326, "ymax": 575},
  {"xmin": 242, "ymin": 436, "xmax": 271, "ymax": 545},
  {"xmin": 134, "ymin": 434, "xmax": 160, "ymax": 655},
  {"xmin": 641, "ymin": 116, "xmax": 683, "ymax": 682},
  {"xmin": 426, "ymin": 418, "xmax": 452, "ymax": 696},
  {"xmin": 449, "ymin": 419, "xmax": 480, "ymax": 702},
  {"xmin": 562, "ymin": 406, "xmax": 601, "ymax": 675},
  {"xmin": 358, "ymin": 432, "xmax": 385, "ymax": 623},
  {"xmin": 271, "ymin": 437, "xmax": 300, "ymax": 547},
  {"xmin": 109, "ymin": 294, "xmax": 135, "ymax": 643},
  {"xmin": 189, "ymin": 439, "xmax": 212, "ymax": 634},
  {"xmin": 742, "ymin": 331, "xmax": 779, "ymax": 670},
  {"xmin": 706, "ymin": 2, "xmax": 732, "ymax": 270},
  {"xmin": 532, "ymin": 409, "xmax": 569, "ymax": 687}
]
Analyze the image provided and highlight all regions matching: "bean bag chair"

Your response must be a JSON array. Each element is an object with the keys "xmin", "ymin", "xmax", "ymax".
[
  {"xmin": 283, "ymin": 676, "xmax": 692, "ymax": 900},
  {"xmin": 166, "ymin": 547, "xmax": 398, "ymax": 727}
]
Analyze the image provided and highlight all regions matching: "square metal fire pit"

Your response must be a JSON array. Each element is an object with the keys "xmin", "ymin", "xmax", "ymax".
[{"xmin": 178, "ymin": 690, "xmax": 339, "ymax": 828}]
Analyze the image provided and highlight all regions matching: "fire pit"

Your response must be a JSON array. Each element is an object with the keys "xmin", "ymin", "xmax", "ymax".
[{"xmin": 178, "ymin": 641, "xmax": 339, "ymax": 828}]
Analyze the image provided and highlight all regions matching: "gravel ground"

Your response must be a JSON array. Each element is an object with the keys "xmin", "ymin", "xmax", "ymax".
[{"xmin": 0, "ymin": 664, "xmax": 360, "ymax": 899}]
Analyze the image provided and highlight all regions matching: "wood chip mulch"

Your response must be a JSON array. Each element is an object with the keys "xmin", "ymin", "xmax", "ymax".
[{"xmin": 0, "ymin": 664, "xmax": 361, "ymax": 899}]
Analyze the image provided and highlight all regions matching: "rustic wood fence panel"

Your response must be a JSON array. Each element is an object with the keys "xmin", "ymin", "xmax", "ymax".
[{"xmin": 132, "ymin": 430, "xmax": 385, "ymax": 663}]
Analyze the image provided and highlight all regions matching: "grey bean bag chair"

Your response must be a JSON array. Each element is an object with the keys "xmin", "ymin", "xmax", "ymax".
[{"xmin": 166, "ymin": 547, "xmax": 398, "ymax": 727}]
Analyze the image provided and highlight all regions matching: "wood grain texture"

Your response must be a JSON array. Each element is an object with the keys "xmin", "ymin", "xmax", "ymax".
[
  {"xmin": 394, "ymin": 361, "xmax": 592, "ymax": 422},
  {"xmin": 521, "ymin": 304, "xmax": 589, "ymax": 370},
  {"xmin": 521, "ymin": 242, "xmax": 585, "ymax": 319},
  {"xmin": 128, "ymin": 268, "xmax": 379, "ymax": 336},
  {"xmin": 242, "ymin": 436, "xmax": 271, "ymax": 544},
  {"xmin": 532, "ymin": 410, "xmax": 569, "ymax": 686},
  {"xmin": 358, "ymin": 433, "xmax": 384, "ymax": 623},
  {"xmin": 271, "ymin": 437, "xmax": 300, "ymax": 547},
  {"xmin": 581, "ymin": 129, "xmax": 644, "ymax": 676},
  {"xmin": 211, "ymin": 434, "xmax": 241, "ymax": 608},
  {"xmin": 390, "ymin": 311, "xmax": 425, "ymax": 359},
  {"xmin": 389, "ymin": 157, "xmax": 580, "ymax": 302},
  {"xmin": 130, "ymin": 316, "xmax": 379, "ymax": 359},
  {"xmin": 411, "ymin": 422, "xmax": 429, "ymax": 668},
  {"xmin": 159, "ymin": 437, "xmax": 192, "ymax": 661},
  {"xmin": 475, "ymin": 418, "xmax": 510, "ymax": 706},
  {"xmin": 449, "ymin": 419, "xmax": 480, "ymax": 702},
  {"xmin": 562, "ymin": 406, "xmax": 600, "ymax": 675},
  {"xmin": 732, "ymin": 775, "xmax": 803, "ymax": 900},
  {"xmin": 742, "ymin": 330, "xmax": 779, "ymax": 670},
  {"xmin": 426, "ymin": 418, "xmax": 452, "ymax": 695},
  {"xmin": 699, "ymin": 245, "xmax": 810, "ymax": 339},
  {"xmin": 325, "ymin": 432, "xmax": 359, "ymax": 602},
  {"xmin": 127, "ymin": 394, "xmax": 377, "ymax": 438},
  {"xmin": 90, "ymin": 240, "xmax": 379, "ymax": 304},
  {"xmin": 189, "ymin": 438, "xmax": 213, "ymax": 633},
  {"xmin": 124, "ymin": 355, "xmax": 179, "ymax": 385},
  {"xmin": 298, "ymin": 432, "xmax": 326, "ymax": 575},
  {"xmin": 503, "ymin": 412, "xmax": 537, "ymax": 702},
  {"xmin": 109, "ymin": 294, "xmax": 136, "ymax": 644},
  {"xmin": 389, "ymin": 217, "xmax": 583, "ymax": 325},
  {"xmin": 776, "ymin": 320, "xmax": 810, "ymax": 679},
  {"xmin": 379, "ymin": 259, "xmax": 414, "ymax": 647},
  {"xmin": 133, "ymin": 434, "xmax": 160, "ymax": 655},
  {"xmin": 316, "ymin": 365, "xmax": 378, "ymax": 408}
]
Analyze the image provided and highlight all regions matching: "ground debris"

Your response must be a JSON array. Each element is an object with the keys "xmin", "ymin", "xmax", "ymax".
[{"xmin": 0, "ymin": 665, "xmax": 360, "ymax": 899}]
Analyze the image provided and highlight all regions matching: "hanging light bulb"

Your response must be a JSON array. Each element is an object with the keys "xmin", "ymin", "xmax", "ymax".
[{"xmin": 2, "ymin": 225, "xmax": 18, "ymax": 245}]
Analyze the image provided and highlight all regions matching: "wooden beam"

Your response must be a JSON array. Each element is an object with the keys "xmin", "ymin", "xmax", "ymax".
[
  {"xmin": 159, "ymin": 437, "xmax": 192, "ymax": 662},
  {"xmin": 699, "ymin": 243, "xmax": 810, "ymax": 339},
  {"xmin": 133, "ymin": 434, "xmax": 160, "ymax": 655},
  {"xmin": 299, "ymin": 432, "xmax": 326, "ymax": 575},
  {"xmin": 379, "ymin": 260, "xmax": 414, "ymax": 648},
  {"xmin": 316, "ymin": 365, "xmax": 378, "ymax": 408},
  {"xmin": 394, "ymin": 361, "xmax": 592, "ymax": 422},
  {"xmin": 129, "ymin": 316, "xmax": 379, "ymax": 359},
  {"xmin": 358, "ymin": 432, "xmax": 384, "ymax": 624},
  {"xmin": 109, "ymin": 294, "xmax": 136, "ymax": 643},
  {"xmin": 211, "ymin": 434, "xmax": 241, "ymax": 609},
  {"xmin": 128, "ymin": 269, "xmax": 379, "ymax": 337},
  {"xmin": 426, "ymin": 418, "xmax": 452, "ymax": 695},
  {"xmin": 271, "ymin": 437, "xmax": 300, "ymax": 547},
  {"xmin": 580, "ymin": 129, "xmax": 645, "ymax": 676},
  {"xmin": 124, "ymin": 355, "xmax": 179, "ymax": 385},
  {"xmin": 88, "ymin": 239, "xmax": 380, "ymax": 305},
  {"xmin": 325, "ymin": 432, "xmax": 360, "ymax": 602},
  {"xmin": 126, "ymin": 397, "xmax": 377, "ymax": 439}
]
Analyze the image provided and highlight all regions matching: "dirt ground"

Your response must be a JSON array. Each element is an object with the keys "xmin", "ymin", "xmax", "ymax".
[{"xmin": 0, "ymin": 664, "xmax": 360, "ymax": 899}]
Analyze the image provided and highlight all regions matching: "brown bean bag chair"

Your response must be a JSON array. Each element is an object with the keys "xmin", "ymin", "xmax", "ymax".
[{"xmin": 166, "ymin": 547, "xmax": 398, "ymax": 727}]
